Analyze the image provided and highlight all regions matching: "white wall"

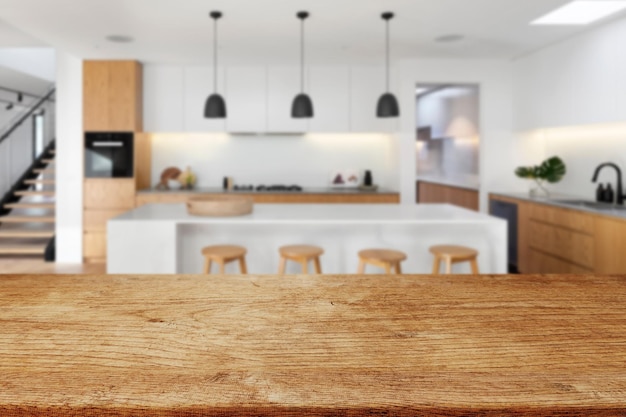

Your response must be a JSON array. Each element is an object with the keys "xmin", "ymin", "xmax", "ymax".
[
  {"xmin": 513, "ymin": 16, "xmax": 626, "ymax": 199},
  {"xmin": 151, "ymin": 133, "xmax": 396, "ymax": 189},
  {"xmin": 396, "ymin": 59, "xmax": 515, "ymax": 209},
  {"xmin": 55, "ymin": 50, "xmax": 83, "ymax": 263}
]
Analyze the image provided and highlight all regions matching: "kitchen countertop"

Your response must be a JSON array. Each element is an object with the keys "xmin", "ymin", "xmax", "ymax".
[
  {"xmin": 491, "ymin": 191, "xmax": 626, "ymax": 221},
  {"xmin": 112, "ymin": 202, "xmax": 500, "ymax": 225},
  {"xmin": 137, "ymin": 187, "xmax": 399, "ymax": 195},
  {"xmin": 416, "ymin": 174, "xmax": 480, "ymax": 191},
  {"xmin": 2, "ymin": 274, "xmax": 625, "ymax": 416}
]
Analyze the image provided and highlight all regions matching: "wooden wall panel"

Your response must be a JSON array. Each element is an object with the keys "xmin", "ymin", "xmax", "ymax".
[{"xmin": 134, "ymin": 133, "xmax": 152, "ymax": 190}]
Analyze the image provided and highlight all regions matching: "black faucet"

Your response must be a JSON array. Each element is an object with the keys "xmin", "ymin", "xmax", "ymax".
[{"xmin": 592, "ymin": 162, "xmax": 624, "ymax": 205}]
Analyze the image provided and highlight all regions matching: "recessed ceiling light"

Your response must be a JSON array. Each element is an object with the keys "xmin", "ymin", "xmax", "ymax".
[
  {"xmin": 435, "ymin": 34, "xmax": 465, "ymax": 43},
  {"xmin": 532, "ymin": 1, "xmax": 626, "ymax": 25},
  {"xmin": 106, "ymin": 35, "xmax": 134, "ymax": 43}
]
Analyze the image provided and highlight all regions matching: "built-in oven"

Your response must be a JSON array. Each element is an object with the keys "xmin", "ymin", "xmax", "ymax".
[{"xmin": 85, "ymin": 132, "xmax": 134, "ymax": 178}]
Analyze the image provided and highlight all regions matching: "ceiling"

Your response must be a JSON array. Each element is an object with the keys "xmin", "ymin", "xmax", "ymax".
[
  {"xmin": 0, "ymin": 18, "xmax": 44, "ymax": 48},
  {"xmin": 0, "ymin": 0, "xmax": 623, "ymax": 65}
]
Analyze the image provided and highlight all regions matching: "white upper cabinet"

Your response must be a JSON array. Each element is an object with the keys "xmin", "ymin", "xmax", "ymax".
[
  {"xmin": 267, "ymin": 67, "xmax": 309, "ymax": 133},
  {"xmin": 350, "ymin": 67, "xmax": 398, "ymax": 133},
  {"xmin": 309, "ymin": 67, "xmax": 350, "ymax": 132},
  {"xmin": 183, "ymin": 66, "xmax": 227, "ymax": 132},
  {"xmin": 226, "ymin": 67, "xmax": 267, "ymax": 133},
  {"xmin": 143, "ymin": 65, "xmax": 185, "ymax": 132}
]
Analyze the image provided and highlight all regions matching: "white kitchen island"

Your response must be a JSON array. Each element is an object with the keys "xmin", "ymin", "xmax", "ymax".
[{"xmin": 107, "ymin": 204, "xmax": 507, "ymax": 274}]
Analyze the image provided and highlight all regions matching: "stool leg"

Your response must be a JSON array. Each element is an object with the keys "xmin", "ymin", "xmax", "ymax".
[
  {"xmin": 219, "ymin": 261, "xmax": 225, "ymax": 274},
  {"xmin": 470, "ymin": 258, "xmax": 479, "ymax": 274},
  {"xmin": 239, "ymin": 256, "xmax": 248, "ymax": 274},
  {"xmin": 444, "ymin": 257, "xmax": 452, "ymax": 274},
  {"xmin": 203, "ymin": 258, "xmax": 212, "ymax": 274},
  {"xmin": 395, "ymin": 262, "xmax": 402, "ymax": 275},
  {"xmin": 300, "ymin": 259, "xmax": 309, "ymax": 274},
  {"xmin": 384, "ymin": 263, "xmax": 392, "ymax": 274},
  {"xmin": 432, "ymin": 256, "xmax": 440, "ymax": 275},
  {"xmin": 278, "ymin": 257, "xmax": 287, "ymax": 274},
  {"xmin": 313, "ymin": 257, "xmax": 322, "ymax": 274},
  {"xmin": 358, "ymin": 259, "xmax": 366, "ymax": 274}
]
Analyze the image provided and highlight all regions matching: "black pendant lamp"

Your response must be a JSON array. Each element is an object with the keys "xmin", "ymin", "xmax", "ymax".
[
  {"xmin": 376, "ymin": 12, "xmax": 400, "ymax": 118},
  {"xmin": 291, "ymin": 11, "xmax": 314, "ymax": 118},
  {"xmin": 205, "ymin": 11, "xmax": 226, "ymax": 119}
]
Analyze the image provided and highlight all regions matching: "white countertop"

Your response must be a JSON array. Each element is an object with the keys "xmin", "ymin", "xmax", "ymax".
[
  {"xmin": 112, "ymin": 203, "xmax": 502, "ymax": 225},
  {"xmin": 416, "ymin": 175, "xmax": 480, "ymax": 191}
]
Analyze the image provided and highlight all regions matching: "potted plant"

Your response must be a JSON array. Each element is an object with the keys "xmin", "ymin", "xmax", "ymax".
[{"xmin": 515, "ymin": 156, "xmax": 566, "ymax": 197}]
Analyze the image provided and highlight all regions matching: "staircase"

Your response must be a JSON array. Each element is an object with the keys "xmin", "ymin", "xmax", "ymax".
[{"xmin": 0, "ymin": 144, "xmax": 55, "ymax": 256}]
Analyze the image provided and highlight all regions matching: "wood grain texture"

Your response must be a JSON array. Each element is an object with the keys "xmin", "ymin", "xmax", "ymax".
[
  {"xmin": 417, "ymin": 181, "xmax": 479, "ymax": 211},
  {"xmin": 134, "ymin": 133, "xmax": 151, "ymax": 190},
  {"xmin": 83, "ymin": 61, "xmax": 143, "ymax": 132},
  {"xmin": 594, "ymin": 215, "xmax": 626, "ymax": 274},
  {"xmin": 136, "ymin": 192, "xmax": 400, "ymax": 207},
  {"xmin": 1, "ymin": 274, "xmax": 625, "ymax": 416},
  {"xmin": 84, "ymin": 179, "xmax": 136, "ymax": 210}
]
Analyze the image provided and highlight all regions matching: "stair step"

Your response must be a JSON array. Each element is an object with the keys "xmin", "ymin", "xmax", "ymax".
[
  {"xmin": 24, "ymin": 179, "xmax": 55, "ymax": 185},
  {"xmin": 41, "ymin": 159, "xmax": 54, "ymax": 164},
  {"xmin": 0, "ymin": 230, "xmax": 54, "ymax": 238},
  {"xmin": 0, "ymin": 216, "xmax": 55, "ymax": 223},
  {"xmin": 49, "ymin": 149, "xmax": 56, "ymax": 154},
  {"xmin": 0, "ymin": 244, "xmax": 47, "ymax": 255},
  {"xmin": 33, "ymin": 168, "xmax": 54, "ymax": 174},
  {"xmin": 15, "ymin": 190, "xmax": 55, "ymax": 197},
  {"xmin": 4, "ymin": 203, "xmax": 55, "ymax": 209}
]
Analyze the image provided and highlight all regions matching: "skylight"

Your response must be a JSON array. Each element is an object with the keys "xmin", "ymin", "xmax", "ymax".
[{"xmin": 532, "ymin": 1, "xmax": 626, "ymax": 25}]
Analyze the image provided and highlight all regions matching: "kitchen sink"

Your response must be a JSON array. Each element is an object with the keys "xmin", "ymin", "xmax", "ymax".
[{"xmin": 551, "ymin": 199, "xmax": 626, "ymax": 211}]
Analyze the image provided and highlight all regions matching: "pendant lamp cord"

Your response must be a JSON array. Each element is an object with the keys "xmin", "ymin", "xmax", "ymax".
[
  {"xmin": 213, "ymin": 17, "xmax": 218, "ymax": 93},
  {"xmin": 300, "ymin": 17, "xmax": 305, "ymax": 93},
  {"xmin": 385, "ymin": 18, "xmax": 390, "ymax": 93}
]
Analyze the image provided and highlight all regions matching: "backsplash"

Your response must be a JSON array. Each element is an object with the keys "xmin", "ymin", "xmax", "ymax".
[
  {"xmin": 529, "ymin": 124, "xmax": 626, "ymax": 198},
  {"xmin": 149, "ymin": 133, "xmax": 397, "ymax": 189}
]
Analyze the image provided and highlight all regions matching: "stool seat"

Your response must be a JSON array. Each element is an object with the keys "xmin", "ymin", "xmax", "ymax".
[
  {"xmin": 202, "ymin": 245, "xmax": 247, "ymax": 260},
  {"xmin": 358, "ymin": 248, "xmax": 407, "ymax": 274},
  {"xmin": 280, "ymin": 245, "xmax": 324, "ymax": 259},
  {"xmin": 430, "ymin": 245, "xmax": 479, "ymax": 274},
  {"xmin": 201, "ymin": 245, "xmax": 247, "ymax": 274},
  {"xmin": 278, "ymin": 245, "xmax": 324, "ymax": 274}
]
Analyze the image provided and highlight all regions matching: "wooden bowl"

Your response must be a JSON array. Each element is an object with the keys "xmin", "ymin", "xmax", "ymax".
[{"xmin": 187, "ymin": 195, "xmax": 254, "ymax": 217}]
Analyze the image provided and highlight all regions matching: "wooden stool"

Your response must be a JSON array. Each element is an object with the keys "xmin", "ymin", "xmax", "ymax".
[
  {"xmin": 430, "ymin": 245, "xmax": 479, "ymax": 275},
  {"xmin": 279, "ymin": 245, "xmax": 324, "ymax": 274},
  {"xmin": 358, "ymin": 249, "xmax": 407, "ymax": 274},
  {"xmin": 202, "ymin": 245, "xmax": 248, "ymax": 274}
]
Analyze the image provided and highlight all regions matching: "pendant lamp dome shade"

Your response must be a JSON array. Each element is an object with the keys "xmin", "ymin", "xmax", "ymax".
[
  {"xmin": 205, "ymin": 11, "xmax": 226, "ymax": 119},
  {"xmin": 377, "ymin": 93, "xmax": 400, "ymax": 118},
  {"xmin": 376, "ymin": 12, "xmax": 400, "ymax": 118},
  {"xmin": 292, "ymin": 93, "xmax": 314, "ymax": 118},
  {"xmin": 291, "ymin": 11, "xmax": 314, "ymax": 118},
  {"xmin": 205, "ymin": 93, "xmax": 226, "ymax": 118}
]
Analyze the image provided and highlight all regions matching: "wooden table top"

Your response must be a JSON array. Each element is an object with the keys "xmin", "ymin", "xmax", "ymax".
[{"xmin": 1, "ymin": 274, "xmax": 626, "ymax": 416}]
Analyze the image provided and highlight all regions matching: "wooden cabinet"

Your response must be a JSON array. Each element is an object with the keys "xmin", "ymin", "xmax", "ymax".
[
  {"xmin": 490, "ymin": 194, "xmax": 626, "ymax": 274},
  {"xmin": 84, "ymin": 61, "xmax": 143, "ymax": 132},
  {"xmin": 84, "ymin": 179, "xmax": 136, "ymax": 262},
  {"xmin": 136, "ymin": 192, "xmax": 400, "ymax": 207},
  {"xmin": 417, "ymin": 181, "xmax": 479, "ymax": 211}
]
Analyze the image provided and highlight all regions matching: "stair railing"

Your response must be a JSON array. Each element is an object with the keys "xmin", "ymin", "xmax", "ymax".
[{"xmin": 0, "ymin": 87, "xmax": 55, "ymax": 199}]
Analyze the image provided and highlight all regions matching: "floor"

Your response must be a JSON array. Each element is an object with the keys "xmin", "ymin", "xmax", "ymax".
[{"xmin": 0, "ymin": 256, "xmax": 105, "ymax": 274}]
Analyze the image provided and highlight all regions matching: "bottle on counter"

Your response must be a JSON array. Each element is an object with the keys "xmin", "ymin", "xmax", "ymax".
[
  {"xmin": 604, "ymin": 183, "xmax": 615, "ymax": 204},
  {"xmin": 596, "ymin": 183, "xmax": 606, "ymax": 202}
]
